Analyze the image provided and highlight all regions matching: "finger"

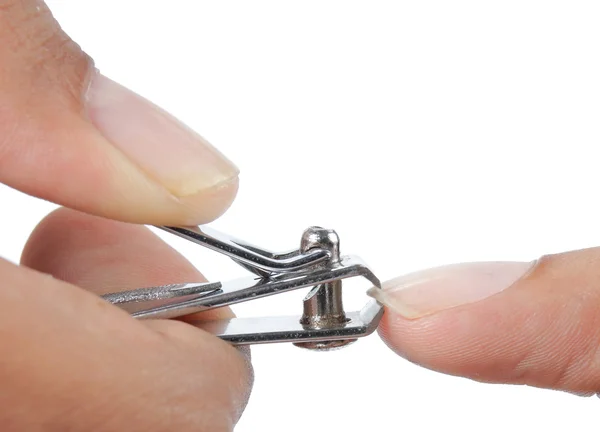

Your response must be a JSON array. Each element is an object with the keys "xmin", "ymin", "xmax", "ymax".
[
  {"xmin": 21, "ymin": 206, "xmax": 232, "ymax": 322},
  {"xmin": 0, "ymin": 258, "xmax": 251, "ymax": 431},
  {"xmin": 0, "ymin": 1, "xmax": 238, "ymax": 225},
  {"xmin": 369, "ymin": 249, "xmax": 600, "ymax": 394},
  {"xmin": 2, "ymin": 210, "xmax": 252, "ymax": 430}
]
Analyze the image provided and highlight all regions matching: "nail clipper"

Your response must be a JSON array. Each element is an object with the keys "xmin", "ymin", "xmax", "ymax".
[{"xmin": 101, "ymin": 225, "xmax": 383, "ymax": 351}]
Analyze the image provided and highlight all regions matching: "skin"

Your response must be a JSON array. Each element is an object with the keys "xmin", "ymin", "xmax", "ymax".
[
  {"xmin": 0, "ymin": 0, "xmax": 598, "ymax": 430},
  {"xmin": 1, "ymin": 2, "xmax": 251, "ymax": 430},
  {"xmin": 4, "ymin": 209, "xmax": 252, "ymax": 431},
  {"xmin": 378, "ymin": 251, "xmax": 600, "ymax": 395}
]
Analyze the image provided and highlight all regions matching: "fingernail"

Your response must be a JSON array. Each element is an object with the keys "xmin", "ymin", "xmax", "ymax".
[
  {"xmin": 368, "ymin": 261, "xmax": 535, "ymax": 319},
  {"xmin": 85, "ymin": 72, "xmax": 239, "ymax": 197}
]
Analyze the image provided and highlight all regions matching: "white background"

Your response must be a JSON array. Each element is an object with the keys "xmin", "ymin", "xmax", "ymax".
[{"xmin": 1, "ymin": 1, "xmax": 599, "ymax": 430}]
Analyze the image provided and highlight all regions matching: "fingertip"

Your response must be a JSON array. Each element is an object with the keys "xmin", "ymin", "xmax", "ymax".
[
  {"xmin": 376, "ymin": 308, "xmax": 448, "ymax": 370},
  {"xmin": 175, "ymin": 175, "xmax": 240, "ymax": 225},
  {"xmin": 94, "ymin": 170, "xmax": 240, "ymax": 226},
  {"xmin": 84, "ymin": 171, "xmax": 239, "ymax": 226}
]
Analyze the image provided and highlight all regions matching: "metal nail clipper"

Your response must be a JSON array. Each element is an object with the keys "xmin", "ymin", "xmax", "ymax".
[{"xmin": 101, "ymin": 225, "xmax": 383, "ymax": 351}]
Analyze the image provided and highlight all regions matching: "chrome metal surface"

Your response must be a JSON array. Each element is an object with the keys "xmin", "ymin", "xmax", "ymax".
[
  {"xmin": 159, "ymin": 226, "xmax": 330, "ymax": 277},
  {"xmin": 101, "ymin": 225, "xmax": 383, "ymax": 349},
  {"xmin": 102, "ymin": 282, "xmax": 222, "ymax": 307},
  {"xmin": 194, "ymin": 299, "xmax": 383, "ymax": 345},
  {"xmin": 295, "ymin": 227, "xmax": 353, "ymax": 350},
  {"xmin": 101, "ymin": 255, "xmax": 377, "ymax": 319}
]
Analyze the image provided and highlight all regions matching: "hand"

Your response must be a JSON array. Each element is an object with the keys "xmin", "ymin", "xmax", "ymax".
[
  {"xmin": 1, "ymin": 2, "xmax": 251, "ymax": 431},
  {"xmin": 370, "ymin": 253, "xmax": 600, "ymax": 396}
]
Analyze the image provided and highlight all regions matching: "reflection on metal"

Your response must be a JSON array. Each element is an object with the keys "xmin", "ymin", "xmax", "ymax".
[{"xmin": 101, "ymin": 225, "xmax": 383, "ymax": 351}]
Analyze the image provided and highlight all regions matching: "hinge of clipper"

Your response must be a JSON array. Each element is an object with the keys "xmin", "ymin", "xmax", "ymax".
[{"xmin": 101, "ymin": 225, "xmax": 383, "ymax": 351}]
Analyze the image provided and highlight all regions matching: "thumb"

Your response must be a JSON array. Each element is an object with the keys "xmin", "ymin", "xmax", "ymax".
[
  {"xmin": 0, "ymin": 1, "xmax": 238, "ymax": 225},
  {"xmin": 369, "ymin": 248, "xmax": 600, "ymax": 395}
]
